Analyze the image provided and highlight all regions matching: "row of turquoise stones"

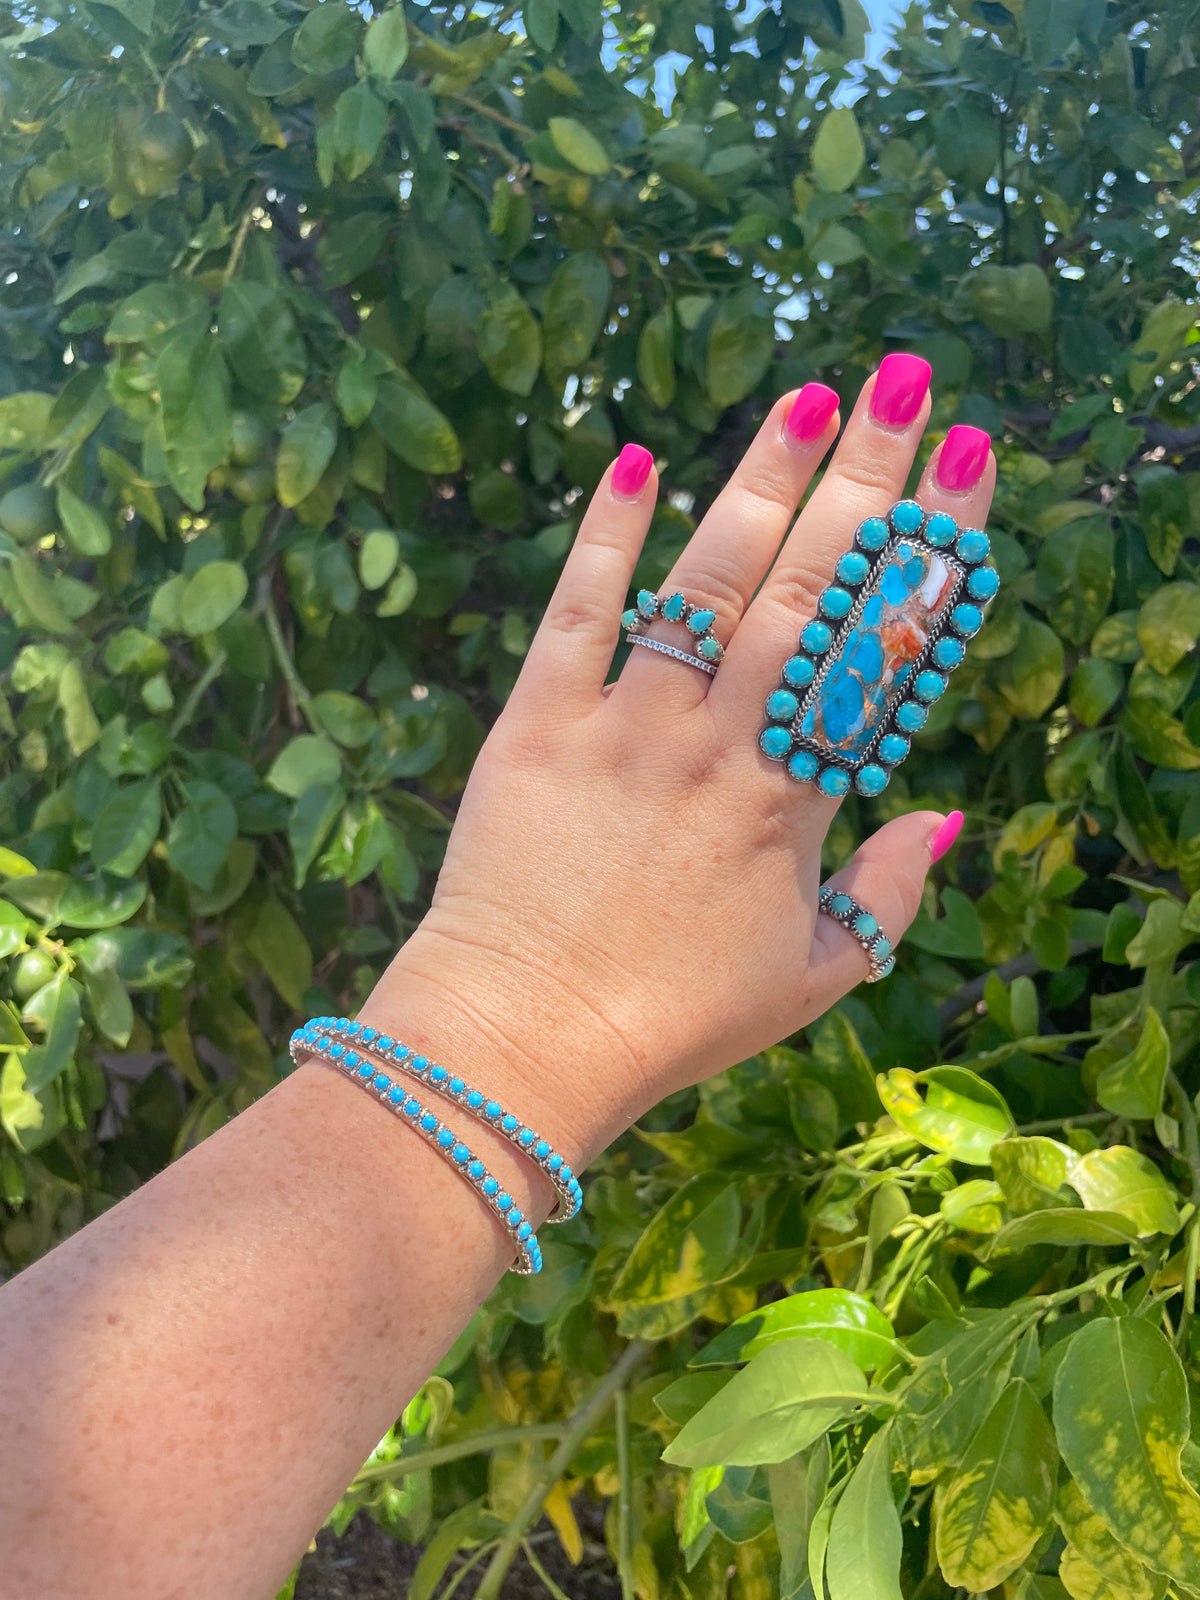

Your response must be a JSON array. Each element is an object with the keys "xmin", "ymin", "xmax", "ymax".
[
  {"xmin": 818, "ymin": 886, "xmax": 896, "ymax": 982},
  {"xmin": 621, "ymin": 589, "xmax": 725, "ymax": 663},
  {"xmin": 294, "ymin": 1017, "xmax": 582, "ymax": 1223},
  {"xmin": 759, "ymin": 501, "xmax": 1000, "ymax": 798},
  {"xmin": 291, "ymin": 1026, "xmax": 542, "ymax": 1274}
]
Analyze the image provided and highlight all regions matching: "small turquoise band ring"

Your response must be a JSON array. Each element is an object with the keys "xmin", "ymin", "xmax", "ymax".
[
  {"xmin": 293, "ymin": 1017, "xmax": 582, "ymax": 1224},
  {"xmin": 292, "ymin": 1029, "xmax": 542, "ymax": 1274},
  {"xmin": 818, "ymin": 886, "xmax": 896, "ymax": 983},
  {"xmin": 621, "ymin": 588, "xmax": 725, "ymax": 675}
]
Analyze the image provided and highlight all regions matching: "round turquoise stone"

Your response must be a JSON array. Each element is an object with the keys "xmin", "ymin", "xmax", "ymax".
[
  {"xmin": 854, "ymin": 765, "xmax": 888, "ymax": 797},
  {"xmin": 766, "ymin": 688, "xmax": 799, "ymax": 721},
  {"xmin": 933, "ymin": 636, "xmax": 965, "ymax": 670},
  {"xmin": 951, "ymin": 603, "xmax": 983, "ymax": 637},
  {"xmin": 759, "ymin": 725, "xmax": 793, "ymax": 760},
  {"xmin": 878, "ymin": 733, "xmax": 909, "ymax": 765},
  {"xmin": 873, "ymin": 936, "xmax": 892, "ymax": 960},
  {"xmin": 925, "ymin": 512, "xmax": 957, "ymax": 547},
  {"xmin": 830, "ymin": 892, "xmax": 855, "ymax": 915},
  {"xmin": 836, "ymin": 550, "xmax": 870, "ymax": 585},
  {"xmin": 819, "ymin": 586, "xmax": 853, "ymax": 619},
  {"xmin": 956, "ymin": 528, "xmax": 990, "ymax": 563},
  {"xmin": 788, "ymin": 749, "xmax": 818, "ymax": 783},
  {"xmin": 620, "ymin": 608, "xmax": 639, "ymax": 630},
  {"xmin": 817, "ymin": 766, "xmax": 850, "ymax": 797},
  {"xmin": 801, "ymin": 619, "xmax": 832, "ymax": 653},
  {"xmin": 857, "ymin": 517, "xmax": 889, "ymax": 551},
  {"xmin": 968, "ymin": 565, "xmax": 999, "ymax": 601},
  {"xmin": 420, "ymin": 1112, "xmax": 437, "ymax": 1131},
  {"xmin": 876, "ymin": 954, "xmax": 896, "ymax": 978},
  {"xmin": 436, "ymin": 1130, "xmax": 454, "ymax": 1149},
  {"xmin": 895, "ymin": 700, "xmax": 928, "ymax": 733},
  {"xmin": 890, "ymin": 500, "xmax": 924, "ymax": 535},
  {"xmin": 783, "ymin": 655, "xmax": 815, "ymax": 689},
  {"xmin": 687, "ymin": 607, "xmax": 717, "ymax": 634},
  {"xmin": 389, "ymin": 1084, "xmax": 404, "ymax": 1102},
  {"xmin": 662, "ymin": 592, "xmax": 686, "ymax": 622},
  {"xmin": 637, "ymin": 589, "xmax": 658, "ymax": 618},
  {"xmin": 697, "ymin": 635, "xmax": 724, "ymax": 662},
  {"xmin": 915, "ymin": 670, "xmax": 946, "ymax": 702},
  {"xmin": 853, "ymin": 910, "xmax": 879, "ymax": 937},
  {"xmin": 373, "ymin": 1072, "xmax": 390, "ymax": 1090},
  {"xmin": 451, "ymin": 1143, "xmax": 470, "ymax": 1163}
]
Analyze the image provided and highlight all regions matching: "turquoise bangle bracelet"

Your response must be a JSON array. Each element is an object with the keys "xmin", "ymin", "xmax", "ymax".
[
  {"xmin": 295, "ymin": 1016, "xmax": 582, "ymax": 1224},
  {"xmin": 292, "ymin": 1024, "xmax": 542, "ymax": 1275}
]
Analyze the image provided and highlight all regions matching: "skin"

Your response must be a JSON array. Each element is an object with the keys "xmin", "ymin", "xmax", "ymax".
[{"xmin": 0, "ymin": 368, "xmax": 995, "ymax": 1600}]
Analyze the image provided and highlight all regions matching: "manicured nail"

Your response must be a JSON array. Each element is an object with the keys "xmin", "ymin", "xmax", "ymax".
[
  {"xmin": 784, "ymin": 383, "xmax": 839, "ymax": 446},
  {"xmin": 869, "ymin": 354, "xmax": 932, "ymax": 429},
  {"xmin": 929, "ymin": 810, "xmax": 964, "ymax": 863},
  {"xmin": 611, "ymin": 443, "xmax": 654, "ymax": 500},
  {"xmin": 936, "ymin": 426, "xmax": 991, "ymax": 493}
]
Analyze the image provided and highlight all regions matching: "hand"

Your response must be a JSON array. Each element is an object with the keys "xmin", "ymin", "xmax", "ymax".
[{"xmin": 370, "ymin": 357, "xmax": 995, "ymax": 1168}]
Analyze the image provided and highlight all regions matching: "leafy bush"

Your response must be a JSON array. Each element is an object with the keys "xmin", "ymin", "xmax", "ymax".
[{"xmin": 2, "ymin": 0, "xmax": 1200, "ymax": 1594}]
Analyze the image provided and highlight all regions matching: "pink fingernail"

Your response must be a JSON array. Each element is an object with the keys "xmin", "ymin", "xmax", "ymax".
[
  {"xmin": 869, "ymin": 354, "xmax": 932, "ymax": 429},
  {"xmin": 611, "ymin": 444, "xmax": 654, "ymax": 500},
  {"xmin": 929, "ymin": 810, "xmax": 964, "ymax": 863},
  {"xmin": 936, "ymin": 426, "xmax": 991, "ymax": 493},
  {"xmin": 784, "ymin": 383, "xmax": 839, "ymax": 446}
]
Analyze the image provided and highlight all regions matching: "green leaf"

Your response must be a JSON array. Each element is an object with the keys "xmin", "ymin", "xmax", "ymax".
[
  {"xmin": 662, "ymin": 1339, "xmax": 868, "ymax": 1469},
  {"xmin": 179, "ymin": 560, "xmax": 248, "ymax": 637},
  {"xmin": 1066, "ymin": 1146, "xmax": 1180, "ymax": 1237},
  {"xmin": 57, "ymin": 660, "xmax": 100, "ymax": 756},
  {"xmin": 336, "ymin": 348, "xmax": 380, "ymax": 427},
  {"xmin": 371, "ymin": 378, "xmax": 462, "ymax": 474},
  {"xmin": 526, "ymin": 0, "xmax": 559, "ymax": 54},
  {"xmin": 1, "ymin": 1054, "xmax": 64, "ymax": 1154},
  {"xmin": 1054, "ymin": 1318, "xmax": 1200, "ymax": 1588},
  {"xmin": 363, "ymin": 5, "xmax": 409, "ymax": 77},
  {"xmin": 55, "ymin": 485, "xmax": 112, "ymax": 557},
  {"xmin": 277, "ymin": 404, "xmax": 338, "ymax": 508},
  {"xmin": 905, "ymin": 887, "xmax": 984, "ymax": 959},
  {"xmin": 333, "ymin": 84, "xmax": 387, "ymax": 181},
  {"xmin": 1120, "ymin": 700, "xmax": 1200, "ymax": 771},
  {"xmin": 1036, "ymin": 518, "xmax": 1114, "ymax": 647},
  {"xmin": 989, "ymin": 1209, "xmax": 1142, "ymax": 1252},
  {"xmin": 219, "ymin": 280, "xmax": 307, "ymax": 405},
  {"xmin": 91, "ymin": 779, "xmax": 162, "ymax": 876},
  {"xmin": 246, "ymin": 895, "xmax": 312, "ymax": 1010},
  {"xmin": 74, "ymin": 927, "xmax": 192, "ymax": 990},
  {"xmin": 104, "ymin": 627, "xmax": 170, "ymax": 676},
  {"xmin": 541, "ymin": 253, "xmax": 611, "ymax": 379},
  {"xmin": 376, "ymin": 563, "xmax": 418, "ymax": 617},
  {"xmin": 267, "ymin": 735, "xmax": 343, "ymax": 799},
  {"xmin": 312, "ymin": 691, "xmax": 377, "ymax": 749},
  {"xmin": 292, "ymin": 1, "xmax": 360, "ymax": 73},
  {"xmin": 994, "ymin": 614, "xmax": 1065, "ymax": 719},
  {"xmin": 1056, "ymin": 1475, "xmax": 1164, "ymax": 1600},
  {"xmin": 637, "ymin": 307, "xmax": 676, "ymax": 409},
  {"xmin": 811, "ymin": 107, "xmax": 865, "ymax": 192},
  {"xmin": 769, "ymin": 1440, "xmax": 829, "ymax": 1600},
  {"xmin": 1095, "ymin": 1009, "xmax": 1170, "ymax": 1119},
  {"xmin": 288, "ymin": 782, "xmax": 346, "ymax": 890},
  {"xmin": 991, "ymin": 1137, "xmax": 1074, "ymax": 1214},
  {"xmin": 1069, "ymin": 657, "xmax": 1124, "ymax": 727},
  {"xmin": 156, "ymin": 313, "xmax": 233, "ymax": 511},
  {"xmin": 970, "ymin": 263, "xmax": 1054, "ymax": 338},
  {"xmin": 693, "ymin": 1289, "xmax": 896, "ymax": 1373},
  {"xmin": 548, "ymin": 116, "xmax": 611, "ymax": 175},
  {"xmin": 1136, "ymin": 465, "xmax": 1190, "ymax": 576},
  {"xmin": 825, "ymin": 1431, "xmax": 902, "ymax": 1600},
  {"xmin": 1128, "ymin": 299, "xmax": 1196, "ymax": 396},
  {"xmin": 609, "ymin": 1174, "xmax": 748, "ymax": 1338},
  {"xmin": 359, "ymin": 529, "xmax": 399, "ymax": 591},
  {"xmin": 83, "ymin": 964, "xmax": 134, "ymax": 1048},
  {"xmin": 706, "ymin": 287, "xmax": 774, "ymax": 409},
  {"xmin": 1137, "ymin": 583, "xmax": 1200, "ymax": 675},
  {"xmin": 21, "ymin": 970, "xmax": 82, "ymax": 1094},
  {"xmin": 166, "ymin": 780, "xmax": 237, "ymax": 892},
  {"xmin": 478, "ymin": 282, "xmax": 541, "ymax": 397},
  {"xmin": 876, "ymin": 1066, "xmax": 1014, "ymax": 1164},
  {"xmin": 935, "ymin": 1380, "xmax": 1058, "ymax": 1591}
]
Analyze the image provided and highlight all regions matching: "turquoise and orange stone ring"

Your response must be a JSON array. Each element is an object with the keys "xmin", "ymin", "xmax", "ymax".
[
  {"xmin": 818, "ymin": 885, "xmax": 896, "ymax": 983},
  {"xmin": 621, "ymin": 588, "xmax": 723, "ymax": 676},
  {"xmin": 758, "ymin": 500, "xmax": 999, "ymax": 796}
]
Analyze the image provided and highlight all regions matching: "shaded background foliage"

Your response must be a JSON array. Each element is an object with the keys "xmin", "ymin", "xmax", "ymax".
[{"xmin": 2, "ymin": 0, "xmax": 1200, "ymax": 1595}]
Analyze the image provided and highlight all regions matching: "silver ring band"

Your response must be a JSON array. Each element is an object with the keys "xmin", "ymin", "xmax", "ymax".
[
  {"xmin": 818, "ymin": 886, "xmax": 896, "ymax": 982},
  {"xmin": 627, "ymin": 634, "xmax": 718, "ymax": 676}
]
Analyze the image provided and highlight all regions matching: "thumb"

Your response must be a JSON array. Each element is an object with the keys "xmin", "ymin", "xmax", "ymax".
[{"xmin": 808, "ymin": 809, "xmax": 964, "ymax": 993}]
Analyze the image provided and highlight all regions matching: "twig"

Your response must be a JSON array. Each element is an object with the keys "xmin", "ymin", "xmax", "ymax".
[
  {"xmin": 352, "ymin": 1423, "xmax": 563, "ymax": 1485},
  {"xmin": 614, "ymin": 1386, "xmax": 636, "ymax": 1600},
  {"xmin": 169, "ymin": 649, "xmax": 227, "ymax": 738},
  {"xmin": 521, "ymin": 1539, "xmax": 575, "ymax": 1600},
  {"xmin": 938, "ymin": 940, "xmax": 1100, "ymax": 1030},
  {"xmin": 444, "ymin": 91, "xmax": 533, "ymax": 137},
  {"xmin": 262, "ymin": 589, "xmax": 319, "ymax": 734},
  {"xmin": 222, "ymin": 204, "xmax": 257, "ymax": 287},
  {"xmin": 472, "ymin": 1341, "xmax": 651, "ymax": 1600},
  {"xmin": 1016, "ymin": 1111, "xmax": 1112, "ymax": 1136}
]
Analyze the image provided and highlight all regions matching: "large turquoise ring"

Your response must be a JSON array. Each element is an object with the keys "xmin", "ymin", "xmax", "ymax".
[
  {"xmin": 621, "ymin": 588, "xmax": 724, "ymax": 676},
  {"xmin": 757, "ymin": 501, "xmax": 999, "ymax": 796}
]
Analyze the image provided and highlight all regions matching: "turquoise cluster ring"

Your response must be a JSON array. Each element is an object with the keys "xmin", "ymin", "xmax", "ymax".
[
  {"xmin": 621, "ymin": 588, "xmax": 724, "ymax": 676},
  {"xmin": 758, "ymin": 500, "xmax": 1000, "ymax": 797},
  {"xmin": 818, "ymin": 886, "xmax": 895, "ymax": 983}
]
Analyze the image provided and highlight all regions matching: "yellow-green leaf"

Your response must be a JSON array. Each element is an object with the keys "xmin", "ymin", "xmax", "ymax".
[
  {"xmin": 548, "ymin": 116, "xmax": 611, "ymax": 175},
  {"xmin": 811, "ymin": 107, "xmax": 865, "ymax": 192},
  {"xmin": 876, "ymin": 1065, "xmax": 1014, "ymax": 1164},
  {"xmin": 1056, "ymin": 1476, "xmax": 1164, "ymax": 1600},
  {"xmin": 1066, "ymin": 1145, "xmax": 1180, "ymax": 1237}
]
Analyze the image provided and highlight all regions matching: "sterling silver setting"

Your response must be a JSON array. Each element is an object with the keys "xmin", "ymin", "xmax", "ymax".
[
  {"xmin": 621, "ymin": 587, "xmax": 724, "ymax": 676},
  {"xmin": 626, "ymin": 634, "xmax": 718, "ymax": 676},
  {"xmin": 818, "ymin": 885, "xmax": 896, "ymax": 983}
]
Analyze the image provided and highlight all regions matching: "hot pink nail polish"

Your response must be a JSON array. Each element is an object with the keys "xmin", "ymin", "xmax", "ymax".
[
  {"xmin": 936, "ymin": 426, "xmax": 991, "ymax": 493},
  {"xmin": 785, "ymin": 383, "xmax": 839, "ymax": 445},
  {"xmin": 869, "ymin": 354, "xmax": 932, "ymax": 429},
  {"xmin": 929, "ymin": 810, "xmax": 964, "ymax": 863},
  {"xmin": 611, "ymin": 443, "xmax": 654, "ymax": 500}
]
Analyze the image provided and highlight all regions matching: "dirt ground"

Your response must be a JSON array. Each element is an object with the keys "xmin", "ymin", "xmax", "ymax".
[{"xmin": 295, "ymin": 1507, "xmax": 622, "ymax": 1600}]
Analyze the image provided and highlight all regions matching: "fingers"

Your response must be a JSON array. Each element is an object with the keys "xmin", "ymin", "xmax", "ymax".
[
  {"xmin": 805, "ymin": 809, "xmax": 963, "ymax": 996},
  {"xmin": 516, "ymin": 445, "xmax": 657, "ymax": 711},
  {"xmin": 615, "ymin": 385, "xmax": 840, "ymax": 711}
]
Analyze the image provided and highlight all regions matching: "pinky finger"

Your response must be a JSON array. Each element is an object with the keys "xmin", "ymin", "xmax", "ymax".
[{"xmin": 515, "ymin": 445, "xmax": 657, "ymax": 713}]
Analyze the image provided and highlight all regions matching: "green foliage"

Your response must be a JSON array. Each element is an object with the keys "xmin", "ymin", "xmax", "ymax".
[{"xmin": 2, "ymin": 0, "xmax": 1200, "ymax": 1594}]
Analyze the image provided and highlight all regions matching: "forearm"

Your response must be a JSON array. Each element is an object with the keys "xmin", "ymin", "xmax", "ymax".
[{"xmin": 0, "ymin": 961, "xmax": 612, "ymax": 1600}]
